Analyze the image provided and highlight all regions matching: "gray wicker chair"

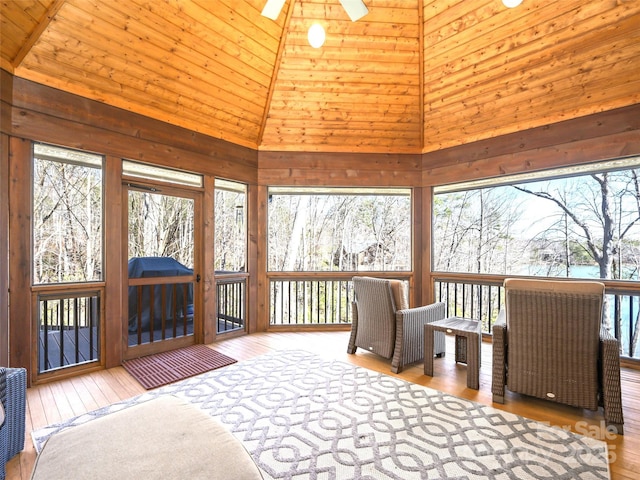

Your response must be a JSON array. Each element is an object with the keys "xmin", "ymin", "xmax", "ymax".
[
  {"xmin": 492, "ymin": 278, "xmax": 624, "ymax": 434},
  {"xmin": 347, "ymin": 276, "xmax": 446, "ymax": 373},
  {"xmin": 0, "ymin": 366, "xmax": 26, "ymax": 480}
]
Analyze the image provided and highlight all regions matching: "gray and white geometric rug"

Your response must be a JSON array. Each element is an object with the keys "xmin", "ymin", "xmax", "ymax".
[{"xmin": 32, "ymin": 350, "xmax": 610, "ymax": 479}]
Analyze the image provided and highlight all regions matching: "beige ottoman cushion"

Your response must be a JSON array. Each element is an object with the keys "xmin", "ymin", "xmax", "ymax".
[{"xmin": 31, "ymin": 395, "xmax": 263, "ymax": 480}]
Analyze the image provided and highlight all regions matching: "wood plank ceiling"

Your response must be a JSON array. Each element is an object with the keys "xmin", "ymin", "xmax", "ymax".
[{"xmin": 1, "ymin": 0, "xmax": 639, "ymax": 154}]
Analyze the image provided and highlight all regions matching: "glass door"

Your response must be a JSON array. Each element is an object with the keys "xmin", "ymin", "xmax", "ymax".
[{"xmin": 125, "ymin": 183, "xmax": 200, "ymax": 359}]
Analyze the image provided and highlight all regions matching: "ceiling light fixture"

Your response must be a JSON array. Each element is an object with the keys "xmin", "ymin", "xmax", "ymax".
[
  {"xmin": 261, "ymin": 0, "xmax": 369, "ymax": 22},
  {"xmin": 502, "ymin": 0, "xmax": 523, "ymax": 7},
  {"xmin": 308, "ymin": 23, "xmax": 326, "ymax": 48},
  {"xmin": 339, "ymin": 0, "xmax": 369, "ymax": 22},
  {"xmin": 261, "ymin": 0, "xmax": 286, "ymax": 20}
]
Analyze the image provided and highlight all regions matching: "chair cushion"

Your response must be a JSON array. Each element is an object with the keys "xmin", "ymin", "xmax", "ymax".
[
  {"xmin": 504, "ymin": 278, "xmax": 604, "ymax": 295},
  {"xmin": 388, "ymin": 279, "xmax": 409, "ymax": 310}
]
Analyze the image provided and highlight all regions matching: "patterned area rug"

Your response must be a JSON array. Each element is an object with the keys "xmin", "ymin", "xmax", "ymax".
[
  {"xmin": 33, "ymin": 350, "xmax": 610, "ymax": 479},
  {"xmin": 122, "ymin": 344, "xmax": 236, "ymax": 389}
]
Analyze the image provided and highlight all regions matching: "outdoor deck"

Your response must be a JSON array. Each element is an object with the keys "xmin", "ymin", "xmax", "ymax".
[{"xmin": 38, "ymin": 319, "xmax": 243, "ymax": 372}]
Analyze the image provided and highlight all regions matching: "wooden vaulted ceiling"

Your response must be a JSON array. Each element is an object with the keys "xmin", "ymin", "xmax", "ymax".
[{"xmin": 1, "ymin": 0, "xmax": 639, "ymax": 155}]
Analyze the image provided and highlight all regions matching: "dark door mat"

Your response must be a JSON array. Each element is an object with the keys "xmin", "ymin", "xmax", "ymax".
[{"xmin": 123, "ymin": 344, "xmax": 237, "ymax": 389}]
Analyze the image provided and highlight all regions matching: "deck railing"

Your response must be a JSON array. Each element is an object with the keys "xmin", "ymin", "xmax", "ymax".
[
  {"xmin": 269, "ymin": 275, "xmax": 359, "ymax": 326},
  {"xmin": 216, "ymin": 275, "xmax": 246, "ymax": 333},
  {"xmin": 434, "ymin": 274, "xmax": 640, "ymax": 360},
  {"xmin": 37, "ymin": 290, "xmax": 101, "ymax": 373},
  {"xmin": 433, "ymin": 276, "xmax": 504, "ymax": 334},
  {"xmin": 127, "ymin": 280, "xmax": 193, "ymax": 346}
]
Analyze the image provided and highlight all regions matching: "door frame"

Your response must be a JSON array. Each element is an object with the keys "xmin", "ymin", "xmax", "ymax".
[{"xmin": 122, "ymin": 179, "xmax": 203, "ymax": 360}]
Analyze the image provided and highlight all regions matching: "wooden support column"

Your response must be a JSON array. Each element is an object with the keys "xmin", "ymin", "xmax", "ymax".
[
  {"xmin": 202, "ymin": 175, "xmax": 216, "ymax": 344},
  {"xmin": 246, "ymin": 182, "xmax": 259, "ymax": 333},
  {"xmin": 412, "ymin": 186, "xmax": 424, "ymax": 307},
  {"xmin": 421, "ymin": 186, "xmax": 434, "ymax": 305},
  {"xmin": 0, "ymin": 134, "xmax": 9, "ymax": 366},
  {"xmin": 8, "ymin": 137, "xmax": 32, "ymax": 379},
  {"xmin": 104, "ymin": 156, "xmax": 122, "ymax": 368},
  {"xmin": 256, "ymin": 184, "xmax": 269, "ymax": 332}
]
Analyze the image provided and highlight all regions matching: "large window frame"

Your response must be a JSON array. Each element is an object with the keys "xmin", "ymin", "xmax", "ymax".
[
  {"xmin": 267, "ymin": 187, "xmax": 412, "ymax": 273},
  {"xmin": 431, "ymin": 156, "xmax": 640, "ymax": 359},
  {"xmin": 32, "ymin": 143, "xmax": 105, "ymax": 375}
]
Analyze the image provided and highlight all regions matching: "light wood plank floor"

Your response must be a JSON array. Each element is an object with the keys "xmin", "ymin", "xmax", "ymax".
[{"xmin": 8, "ymin": 331, "xmax": 640, "ymax": 480}]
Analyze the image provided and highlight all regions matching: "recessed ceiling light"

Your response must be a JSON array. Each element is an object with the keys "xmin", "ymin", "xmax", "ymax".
[{"xmin": 308, "ymin": 23, "xmax": 326, "ymax": 48}]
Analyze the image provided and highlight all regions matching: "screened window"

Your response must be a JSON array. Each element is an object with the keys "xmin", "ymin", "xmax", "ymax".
[
  {"xmin": 215, "ymin": 179, "xmax": 246, "ymax": 272},
  {"xmin": 268, "ymin": 187, "xmax": 411, "ymax": 272},
  {"xmin": 33, "ymin": 144, "xmax": 103, "ymax": 284},
  {"xmin": 432, "ymin": 157, "xmax": 640, "ymax": 281}
]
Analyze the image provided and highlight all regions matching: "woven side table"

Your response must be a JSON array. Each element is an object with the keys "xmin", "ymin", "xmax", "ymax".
[{"xmin": 424, "ymin": 317, "xmax": 482, "ymax": 389}]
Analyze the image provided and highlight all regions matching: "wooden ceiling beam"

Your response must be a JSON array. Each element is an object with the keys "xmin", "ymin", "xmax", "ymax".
[{"xmin": 13, "ymin": 0, "xmax": 66, "ymax": 69}]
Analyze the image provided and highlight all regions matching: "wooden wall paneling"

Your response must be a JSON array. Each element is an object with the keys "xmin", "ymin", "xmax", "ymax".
[
  {"xmin": 246, "ymin": 182, "xmax": 259, "ymax": 333},
  {"xmin": 422, "ymin": 104, "xmax": 640, "ymax": 170},
  {"xmin": 0, "ymin": 133, "xmax": 9, "ymax": 366},
  {"xmin": 9, "ymin": 76, "xmax": 257, "ymax": 169},
  {"xmin": 8, "ymin": 100, "xmax": 258, "ymax": 184},
  {"xmin": 202, "ymin": 175, "xmax": 216, "ymax": 344},
  {"xmin": 256, "ymin": 184, "xmax": 269, "ymax": 332},
  {"xmin": 258, "ymin": 151, "xmax": 423, "ymax": 187},
  {"xmin": 423, "ymin": 130, "xmax": 640, "ymax": 188},
  {"xmin": 0, "ymin": 70, "xmax": 13, "ymax": 133},
  {"xmin": 8, "ymin": 137, "xmax": 32, "ymax": 377},
  {"xmin": 6, "ymin": 75, "xmax": 258, "ymax": 183},
  {"xmin": 104, "ymin": 156, "xmax": 123, "ymax": 368},
  {"xmin": 422, "ymin": 104, "xmax": 640, "ymax": 187}
]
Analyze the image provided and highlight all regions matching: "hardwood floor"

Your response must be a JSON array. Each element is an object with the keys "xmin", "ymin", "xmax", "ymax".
[{"xmin": 8, "ymin": 331, "xmax": 640, "ymax": 479}]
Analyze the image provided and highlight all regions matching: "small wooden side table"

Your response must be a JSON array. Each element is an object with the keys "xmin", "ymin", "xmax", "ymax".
[{"xmin": 424, "ymin": 317, "xmax": 482, "ymax": 389}]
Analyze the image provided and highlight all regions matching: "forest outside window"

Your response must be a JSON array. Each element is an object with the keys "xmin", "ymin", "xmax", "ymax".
[
  {"xmin": 267, "ymin": 187, "xmax": 412, "ymax": 272},
  {"xmin": 33, "ymin": 143, "xmax": 104, "ymax": 285},
  {"xmin": 32, "ymin": 143, "xmax": 104, "ymax": 373},
  {"xmin": 432, "ymin": 156, "xmax": 640, "ymax": 358},
  {"xmin": 432, "ymin": 156, "xmax": 640, "ymax": 281}
]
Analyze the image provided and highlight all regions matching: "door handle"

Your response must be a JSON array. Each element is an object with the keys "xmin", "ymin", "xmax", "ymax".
[{"xmin": 196, "ymin": 274, "xmax": 201, "ymax": 283}]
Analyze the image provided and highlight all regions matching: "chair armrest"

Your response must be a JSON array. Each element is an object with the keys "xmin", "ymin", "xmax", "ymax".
[
  {"xmin": 347, "ymin": 301, "xmax": 359, "ymax": 354},
  {"xmin": 494, "ymin": 308, "xmax": 506, "ymax": 328},
  {"xmin": 599, "ymin": 328, "xmax": 624, "ymax": 432},
  {"xmin": 392, "ymin": 302, "xmax": 446, "ymax": 373},
  {"xmin": 491, "ymin": 309, "xmax": 507, "ymax": 403},
  {"xmin": 398, "ymin": 302, "xmax": 446, "ymax": 324}
]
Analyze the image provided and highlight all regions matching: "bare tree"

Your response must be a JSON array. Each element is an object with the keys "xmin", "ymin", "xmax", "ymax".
[{"xmin": 514, "ymin": 170, "xmax": 640, "ymax": 349}]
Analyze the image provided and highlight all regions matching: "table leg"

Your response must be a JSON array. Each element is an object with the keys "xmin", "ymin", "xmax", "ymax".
[
  {"xmin": 466, "ymin": 332, "xmax": 480, "ymax": 390},
  {"xmin": 424, "ymin": 325, "xmax": 435, "ymax": 376}
]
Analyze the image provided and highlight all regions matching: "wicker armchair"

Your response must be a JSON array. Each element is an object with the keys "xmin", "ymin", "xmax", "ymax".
[
  {"xmin": 0, "ymin": 366, "xmax": 27, "ymax": 480},
  {"xmin": 347, "ymin": 276, "xmax": 446, "ymax": 373},
  {"xmin": 492, "ymin": 278, "xmax": 624, "ymax": 434}
]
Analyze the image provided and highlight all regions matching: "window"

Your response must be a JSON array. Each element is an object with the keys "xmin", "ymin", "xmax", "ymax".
[
  {"xmin": 33, "ymin": 144, "xmax": 103, "ymax": 284},
  {"xmin": 214, "ymin": 179, "xmax": 246, "ymax": 272},
  {"xmin": 432, "ymin": 157, "xmax": 640, "ymax": 358},
  {"xmin": 268, "ymin": 187, "xmax": 411, "ymax": 272},
  {"xmin": 433, "ymin": 157, "xmax": 640, "ymax": 281}
]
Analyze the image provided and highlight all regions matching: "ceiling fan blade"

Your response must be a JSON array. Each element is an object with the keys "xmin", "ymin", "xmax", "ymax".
[
  {"xmin": 261, "ymin": 0, "xmax": 286, "ymax": 20},
  {"xmin": 339, "ymin": 0, "xmax": 369, "ymax": 22}
]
